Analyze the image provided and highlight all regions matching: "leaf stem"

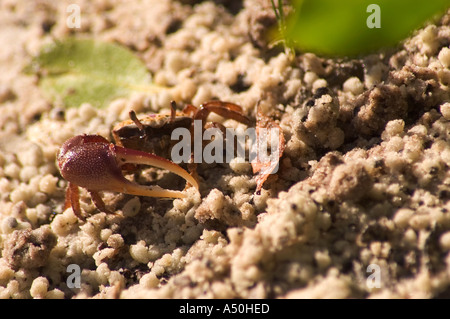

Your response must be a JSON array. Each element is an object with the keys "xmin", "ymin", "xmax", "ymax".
[{"xmin": 270, "ymin": 0, "xmax": 296, "ymax": 59}]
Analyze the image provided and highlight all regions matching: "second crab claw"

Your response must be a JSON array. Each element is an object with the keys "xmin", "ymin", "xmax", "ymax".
[{"xmin": 57, "ymin": 134, "xmax": 198, "ymax": 218}]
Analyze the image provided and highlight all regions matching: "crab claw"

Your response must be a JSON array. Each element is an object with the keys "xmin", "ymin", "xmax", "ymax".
[
  {"xmin": 57, "ymin": 134, "xmax": 198, "ymax": 218},
  {"xmin": 111, "ymin": 143, "xmax": 199, "ymax": 193}
]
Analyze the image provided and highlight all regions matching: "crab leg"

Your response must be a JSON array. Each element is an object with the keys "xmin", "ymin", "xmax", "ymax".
[
  {"xmin": 65, "ymin": 182, "xmax": 81, "ymax": 217},
  {"xmin": 194, "ymin": 101, "xmax": 252, "ymax": 126}
]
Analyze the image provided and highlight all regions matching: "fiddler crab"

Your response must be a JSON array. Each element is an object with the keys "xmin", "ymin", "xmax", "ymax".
[{"xmin": 57, "ymin": 100, "xmax": 265, "ymax": 219}]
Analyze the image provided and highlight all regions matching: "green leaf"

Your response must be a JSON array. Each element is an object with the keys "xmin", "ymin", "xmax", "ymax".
[
  {"xmin": 282, "ymin": 0, "xmax": 450, "ymax": 57},
  {"xmin": 27, "ymin": 38, "xmax": 163, "ymax": 108}
]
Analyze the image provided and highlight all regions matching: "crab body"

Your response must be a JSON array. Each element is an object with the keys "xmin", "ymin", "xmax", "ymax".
[{"xmin": 113, "ymin": 112, "xmax": 192, "ymax": 159}]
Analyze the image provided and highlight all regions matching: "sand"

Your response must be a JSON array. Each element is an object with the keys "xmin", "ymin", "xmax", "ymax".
[{"xmin": 0, "ymin": 0, "xmax": 449, "ymax": 299}]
